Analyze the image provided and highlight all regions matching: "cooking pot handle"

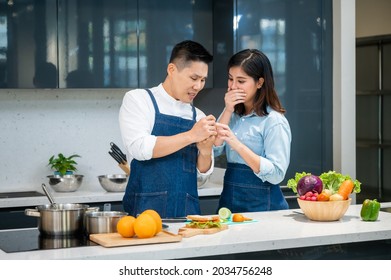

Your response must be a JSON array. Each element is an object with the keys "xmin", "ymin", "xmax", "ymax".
[{"xmin": 25, "ymin": 208, "xmax": 41, "ymax": 217}]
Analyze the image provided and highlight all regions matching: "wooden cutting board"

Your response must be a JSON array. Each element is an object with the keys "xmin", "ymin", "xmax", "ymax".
[
  {"xmin": 89, "ymin": 231, "xmax": 182, "ymax": 248},
  {"xmin": 178, "ymin": 224, "xmax": 228, "ymax": 238}
]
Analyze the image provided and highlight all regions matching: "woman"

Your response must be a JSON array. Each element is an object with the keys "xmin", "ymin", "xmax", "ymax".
[{"xmin": 214, "ymin": 49, "xmax": 291, "ymax": 212}]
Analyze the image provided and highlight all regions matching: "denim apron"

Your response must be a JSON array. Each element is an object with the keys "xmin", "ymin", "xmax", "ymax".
[
  {"xmin": 218, "ymin": 163, "xmax": 289, "ymax": 213},
  {"xmin": 123, "ymin": 89, "xmax": 200, "ymax": 218}
]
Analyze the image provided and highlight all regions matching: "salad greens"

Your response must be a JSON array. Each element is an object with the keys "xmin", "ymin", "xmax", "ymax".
[
  {"xmin": 287, "ymin": 170, "xmax": 361, "ymax": 195},
  {"xmin": 187, "ymin": 221, "xmax": 221, "ymax": 229}
]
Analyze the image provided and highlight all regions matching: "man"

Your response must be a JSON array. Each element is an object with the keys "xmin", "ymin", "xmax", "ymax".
[{"xmin": 119, "ymin": 40, "xmax": 216, "ymax": 218}]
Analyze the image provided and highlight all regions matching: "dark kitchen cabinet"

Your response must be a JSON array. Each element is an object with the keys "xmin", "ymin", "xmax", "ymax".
[
  {"xmin": 0, "ymin": 0, "xmax": 215, "ymax": 89},
  {"xmin": 356, "ymin": 35, "xmax": 391, "ymax": 203},
  {"xmin": 0, "ymin": 207, "xmax": 39, "ymax": 230}
]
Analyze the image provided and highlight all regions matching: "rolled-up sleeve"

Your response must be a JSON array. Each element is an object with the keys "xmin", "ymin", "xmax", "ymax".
[
  {"xmin": 119, "ymin": 90, "xmax": 156, "ymax": 161},
  {"xmin": 196, "ymin": 155, "xmax": 214, "ymax": 188},
  {"xmin": 213, "ymin": 142, "xmax": 226, "ymax": 158},
  {"xmin": 256, "ymin": 121, "xmax": 291, "ymax": 184}
]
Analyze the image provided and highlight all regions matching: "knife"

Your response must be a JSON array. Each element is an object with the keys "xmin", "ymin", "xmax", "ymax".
[
  {"xmin": 110, "ymin": 148, "xmax": 127, "ymax": 164},
  {"xmin": 109, "ymin": 143, "xmax": 130, "ymax": 175},
  {"xmin": 110, "ymin": 142, "xmax": 127, "ymax": 162},
  {"xmin": 108, "ymin": 151, "xmax": 122, "ymax": 164},
  {"xmin": 161, "ymin": 217, "xmax": 188, "ymax": 223}
]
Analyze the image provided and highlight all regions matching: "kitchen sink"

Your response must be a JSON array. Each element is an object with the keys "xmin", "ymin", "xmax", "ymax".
[
  {"xmin": 380, "ymin": 207, "xmax": 391, "ymax": 213},
  {"xmin": 0, "ymin": 191, "xmax": 45, "ymax": 199}
]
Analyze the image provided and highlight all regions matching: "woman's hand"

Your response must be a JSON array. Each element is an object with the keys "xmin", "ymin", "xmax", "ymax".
[
  {"xmin": 215, "ymin": 123, "xmax": 239, "ymax": 148},
  {"xmin": 215, "ymin": 123, "xmax": 260, "ymax": 173},
  {"xmin": 224, "ymin": 88, "xmax": 246, "ymax": 113}
]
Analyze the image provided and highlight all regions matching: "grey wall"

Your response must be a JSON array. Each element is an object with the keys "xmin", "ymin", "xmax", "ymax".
[{"xmin": 0, "ymin": 89, "xmax": 125, "ymax": 192}]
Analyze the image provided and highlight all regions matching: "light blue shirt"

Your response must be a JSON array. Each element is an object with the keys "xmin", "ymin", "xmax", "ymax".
[{"xmin": 214, "ymin": 108, "xmax": 291, "ymax": 185}]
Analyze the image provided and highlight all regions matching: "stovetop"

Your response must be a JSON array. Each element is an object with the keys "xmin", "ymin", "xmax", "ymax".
[{"xmin": 0, "ymin": 228, "xmax": 97, "ymax": 253}]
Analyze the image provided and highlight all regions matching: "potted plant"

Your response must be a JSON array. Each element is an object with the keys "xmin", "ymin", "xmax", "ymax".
[
  {"xmin": 47, "ymin": 153, "xmax": 83, "ymax": 192},
  {"xmin": 48, "ymin": 153, "xmax": 81, "ymax": 175}
]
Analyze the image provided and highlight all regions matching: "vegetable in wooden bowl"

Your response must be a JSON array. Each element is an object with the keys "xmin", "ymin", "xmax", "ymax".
[
  {"xmin": 297, "ymin": 198, "xmax": 352, "ymax": 221},
  {"xmin": 288, "ymin": 170, "xmax": 361, "ymax": 221}
]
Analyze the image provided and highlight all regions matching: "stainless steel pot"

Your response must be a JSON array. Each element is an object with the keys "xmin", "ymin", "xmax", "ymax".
[
  {"xmin": 25, "ymin": 203, "xmax": 89, "ymax": 236},
  {"xmin": 38, "ymin": 234, "xmax": 81, "ymax": 250},
  {"xmin": 85, "ymin": 211, "xmax": 128, "ymax": 235}
]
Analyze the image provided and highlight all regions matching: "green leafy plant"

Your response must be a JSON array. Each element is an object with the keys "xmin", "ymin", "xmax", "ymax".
[{"xmin": 48, "ymin": 153, "xmax": 81, "ymax": 176}]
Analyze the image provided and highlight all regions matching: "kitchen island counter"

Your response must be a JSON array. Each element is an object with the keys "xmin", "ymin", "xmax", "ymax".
[{"xmin": 1, "ymin": 202, "xmax": 391, "ymax": 260}]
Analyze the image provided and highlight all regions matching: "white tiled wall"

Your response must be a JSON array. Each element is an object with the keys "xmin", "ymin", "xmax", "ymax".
[{"xmin": 0, "ymin": 89, "xmax": 127, "ymax": 192}]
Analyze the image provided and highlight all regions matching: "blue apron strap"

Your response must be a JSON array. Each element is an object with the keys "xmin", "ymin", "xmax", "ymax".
[
  {"xmin": 191, "ymin": 105, "xmax": 196, "ymax": 121},
  {"xmin": 145, "ymin": 89, "xmax": 160, "ymax": 114},
  {"xmin": 146, "ymin": 88, "xmax": 196, "ymax": 121}
]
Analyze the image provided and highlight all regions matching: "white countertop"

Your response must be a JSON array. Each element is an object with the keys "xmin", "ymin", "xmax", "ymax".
[{"xmin": 1, "ymin": 202, "xmax": 391, "ymax": 260}]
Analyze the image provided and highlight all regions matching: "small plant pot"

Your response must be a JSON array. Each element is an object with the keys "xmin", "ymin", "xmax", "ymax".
[{"xmin": 54, "ymin": 171, "xmax": 74, "ymax": 176}]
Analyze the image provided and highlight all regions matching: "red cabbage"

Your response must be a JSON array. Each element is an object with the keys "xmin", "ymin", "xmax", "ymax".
[{"xmin": 297, "ymin": 175, "xmax": 323, "ymax": 196}]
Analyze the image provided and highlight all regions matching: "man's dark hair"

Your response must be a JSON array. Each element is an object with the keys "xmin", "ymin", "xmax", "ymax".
[{"xmin": 169, "ymin": 40, "xmax": 213, "ymax": 69}]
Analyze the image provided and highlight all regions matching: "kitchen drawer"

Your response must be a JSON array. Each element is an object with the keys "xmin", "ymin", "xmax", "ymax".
[
  {"xmin": 0, "ymin": 207, "xmax": 38, "ymax": 230},
  {"xmin": 200, "ymin": 196, "xmax": 220, "ymax": 215}
]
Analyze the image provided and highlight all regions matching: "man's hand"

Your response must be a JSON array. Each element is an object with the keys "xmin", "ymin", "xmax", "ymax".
[
  {"xmin": 197, "ymin": 135, "xmax": 216, "ymax": 156},
  {"xmin": 190, "ymin": 114, "xmax": 217, "ymax": 143}
]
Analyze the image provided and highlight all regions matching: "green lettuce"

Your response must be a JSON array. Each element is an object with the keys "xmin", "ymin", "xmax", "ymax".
[
  {"xmin": 319, "ymin": 170, "xmax": 361, "ymax": 194},
  {"xmin": 287, "ymin": 170, "xmax": 361, "ymax": 195}
]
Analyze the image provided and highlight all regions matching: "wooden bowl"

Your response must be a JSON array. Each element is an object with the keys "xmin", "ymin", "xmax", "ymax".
[{"xmin": 297, "ymin": 198, "xmax": 352, "ymax": 221}]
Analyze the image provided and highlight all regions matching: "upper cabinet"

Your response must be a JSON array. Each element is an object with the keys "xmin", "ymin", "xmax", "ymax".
[
  {"xmin": 234, "ymin": 0, "xmax": 333, "ymax": 177},
  {"xmin": 0, "ymin": 0, "xmax": 334, "ymax": 184},
  {"xmin": 0, "ymin": 0, "xmax": 215, "ymax": 88}
]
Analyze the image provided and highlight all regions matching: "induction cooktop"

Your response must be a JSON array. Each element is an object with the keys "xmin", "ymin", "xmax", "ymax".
[{"xmin": 0, "ymin": 228, "xmax": 97, "ymax": 253}]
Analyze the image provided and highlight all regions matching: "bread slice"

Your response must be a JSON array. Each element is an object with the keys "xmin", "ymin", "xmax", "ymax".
[{"xmin": 186, "ymin": 215, "xmax": 220, "ymax": 222}]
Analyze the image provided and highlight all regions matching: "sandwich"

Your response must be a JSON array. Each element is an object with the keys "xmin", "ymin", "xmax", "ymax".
[{"xmin": 186, "ymin": 215, "xmax": 222, "ymax": 229}]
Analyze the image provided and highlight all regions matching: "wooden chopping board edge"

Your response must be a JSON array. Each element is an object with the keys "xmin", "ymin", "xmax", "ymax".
[
  {"xmin": 178, "ymin": 224, "xmax": 228, "ymax": 238},
  {"xmin": 89, "ymin": 230, "xmax": 182, "ymax": 248}
]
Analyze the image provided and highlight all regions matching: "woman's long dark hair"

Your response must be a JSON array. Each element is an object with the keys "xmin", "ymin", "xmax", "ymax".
[{"xmin": 227, "ymin": 49, "xmax": 286, "ymax": 116}]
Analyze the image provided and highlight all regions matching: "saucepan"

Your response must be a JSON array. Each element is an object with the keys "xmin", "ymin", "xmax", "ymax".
[
  {"xmin": 24, "ymin": 184, "xmax": 90, "ymax": 236},
  {"xmin": 25, "ymin": 203, "xmax": 90, "ymax": 236},
  {"xmin": 84, "ymin": 211, "xmax": 128, "ymax": 235}
]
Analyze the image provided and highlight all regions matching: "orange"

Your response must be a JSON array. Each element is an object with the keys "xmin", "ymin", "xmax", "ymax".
[
  {"xmin": 232, "ymin": 213, "xmax": 245, "ymax": 222},
  {"xmin": 116, "ymin": 216, "xmax": 136, "ymax": 238},
  {"xmin": 134, "ymin": 213, "xmax": 157, "ymax": 238},
  {"xmin": 142, "ymin": 209, "xmax": 162, "ymax": 234}
]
